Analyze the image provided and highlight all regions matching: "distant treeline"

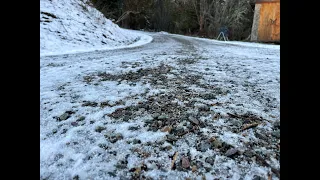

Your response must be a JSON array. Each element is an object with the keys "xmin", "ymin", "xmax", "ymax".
[{"xmin": 90, "ymin": 0, "xmax": 255, "ymax": 40}]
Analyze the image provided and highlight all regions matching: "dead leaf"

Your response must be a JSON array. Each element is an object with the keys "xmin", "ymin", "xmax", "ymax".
[
  {"xmin": 211, "ymin": 102, "xmax": 222, "ymax": 106},
  {"xmin": 241, "ymin": 123, "xmax": 259, "ymax": 131},
  {"xmin": 208, "ymin": 136, "xmax": 217, "ymax": 142},
  {"xmin": 268, "ymin": 172, "xmax": 272, "ymax": 180},
  {"xmin": 192, "ymin": 165, "xmax": 197, "ymax": 172},
  {"xmin": 161, "ymin": 126, "xmax": 172, "ymax": 132},
  {"xmin": 171, "ymin": 152, "xmax": 178, "ymax": 169},
  {"xmin": 134, "ymin": 167, "xmax": 141, "ymax": 174}
]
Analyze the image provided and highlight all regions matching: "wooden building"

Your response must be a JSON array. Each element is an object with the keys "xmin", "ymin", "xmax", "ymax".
[{"xmin": 251, "ymin": 0, "xmax": 280, "ymax": 43}]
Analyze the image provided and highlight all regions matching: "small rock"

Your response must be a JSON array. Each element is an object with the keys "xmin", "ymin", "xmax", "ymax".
[
  {"xmin": 139, "ymin": 108, "xmax": 146, "ymax": 112},
  {"xmin": 132, "ymin": 139, "xmax": 141, "ymax": 144},
  {"xmin": 166, "ymin": 134, "xmax": 178, "ymax": 143},
  {"xmin": 144, "ymin": 118, "xmax": 154, "ymax": 124},
  {"xmin": 199, "ymin": 121, "xmax": 206, "ymax": 128},
  {"xmin": 82, "ymin": 101, "xmax": 98, "ymax": 107},
  {"xmin": 158, "ymin": 114, "xmax": 168, "ymax": 120},
  {"xmin": 107, "ymin": 108, "xmax": 126, "ymax": 119},
  {"xmin": 197, "ymin": 104, "xmax": 210, "ymax": 111},
  {"xmin": 147, "ymin": 163, "xmax": 158, "ymax": 170},
  {"xmin": 181, "ymin": 157, "xmax": 190, "ymax": 168},
  {"xmin": 109, "ymin": 151, "xmax": 117, "ymax": 156},
  {"xmin": 149, "ymin": 127, "xmax": 158, "ymax": 132},
  {"xmin": 108, "ymin": 133, "xmax": 123, "ymax": 143},
  {"xmin": 225, "ymin": 148, "xmax": 238, "ymax": 157},
  {"xmin": 273, "ymin": 120, "xmax": 280, "ymax": 128},
  {"xmin": 186, "ymin": 124, "xmax": 193, "ymax": 130},
  {"xmin": 98, "ymin": 143, "xmax": 108, "ymax": 150},
  {"xmin": 173, "ymin": 126, "xmax": 184, "ymax": 134},
  {"xmin": 202, "ymin": 94, "xmax": 216, "ymax": 100},
  {"xmin": 204, "ymin": 166, "xmax": 212, "ymax": 172},
  {"xmin": 155, "ymin": 139, "xmax": 165, "ymax": 145},
  {"xmin": 212, "ymin": 139, "xmax": 223, "ymax": 148},
  {"xmin": 244, "ymin": 150, "xmax": 255, "ymax": 158},
  {"xmin": 194, "ymin": 160, "xmax": 204, "ymax": 169},
  {"xmin": 230, "ymin": 119, "xmax": 242, "ymax": 127},
  {"xmin": 197, "ymin": 141, "xmax": 212, "ymax": 152},
  {"xmin": 58, "ymin": 113, "xmax": 70, "ymax": 121},
  {"xmin": 255, "ymin": 131, "xmax": 268, "ymax": 141},
  {"xmin": 123, "ymin": 115, "xmax": 130, "ymax": 121},
  {"xmin": 54, "ymin": 153, "xmax": 64, "ymax": 161},
  {"xmin": 205, "ymin": 156, "xmax": 215, "ymax": 165},
  {"xmin": 71, "ymin": 122, "xmax": 78, "ymax": 127},
  {"xmin": 252, "ymin": 175, "xmax": 266, "ymax": 180},
  {"xmin": 151, "ymin": 122, "xmax": 158, "ymax": 127},
  {"xmin": 66, "ymin": 111, "xmax": 75, "ymax": 115},
  {"xmin": 95, "ymin": 126, "xmax": 106, "ymax": 133},
  {"xmin": 52, "ymin": 129, "xmax": 58, "ymax": 134},
  {"xmin": 160, "ymin": 167, "xmax": 168, "ymax": 172},
  {"xmin": 100, "ymin": 101, "xmax": 111, "ymax": 108},
  {"xmin": 140, "ymin": 163, "xmax": 148, "ymax": 171},
  {"xmin": 151, "ymin": 113, "xmax": 160, "ymax": 119},
  {"xmin": 107, "ymin": 172, "xmax": 116, "ymax": 177},
  {"xmin": 76, "ymin": 116, "xmax": 85, "ymax": 121},
  {"xmin": 115, "ymin": 160, "xmax": 128, "ymax": 169},
  {"xmin": 160, "ymin": 145, "xmax": 172, "ymax": 151},
  {"xmin": 128, "ymin": 125, "xmax": 140, "ymax": 131},
  {"xmin": 188, "ymin": 116, "xmax": 199, "ymax": 125},
  {"xmin": 124, "ymin": 110, "xmax": 132, "ymax": 116},
  {"xmin": 205, "ymin": 68, "xmax": 210, "ymax": 71},
  {"xmin": 61, "ymin": 129, "xmax": 68, "ymax": 134},
  {"xmin": 272, "ymin": 130, "xmax": 280, "ymax": 138}
]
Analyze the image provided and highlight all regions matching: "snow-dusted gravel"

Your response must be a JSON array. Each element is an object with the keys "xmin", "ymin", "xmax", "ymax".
[{"xmin": 40, "ymin": 32, "xmax": 280, "ymax": 180}]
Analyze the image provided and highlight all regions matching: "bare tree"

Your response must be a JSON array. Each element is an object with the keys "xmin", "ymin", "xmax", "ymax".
[
  {"xmin": 207, "ymin": 0, "xmax": 254, "ymax": 39},
  {"xmin": 188, "ymin": 0, "xmax": 215, "ymax": 34},
  {"xmin": 91, "ymin": 0, "xmax": 254, "ymax": 40}
]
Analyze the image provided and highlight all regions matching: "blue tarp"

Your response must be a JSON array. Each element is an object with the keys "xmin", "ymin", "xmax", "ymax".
[{"xmin": 219, "ymin": 27, "xmax": 229, "ymax": 37}]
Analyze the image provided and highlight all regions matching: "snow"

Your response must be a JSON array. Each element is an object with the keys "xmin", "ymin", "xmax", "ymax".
[
  {"xmin": 40, "ymin": 31, "xmax": 279, "ymax": 180},
  {"xmin": 158, "ymin": 31, "xmax": 280, "ymax": 50},
  {"xmin": 40, "ymin": 0, "xmax": 152, "ymax": 57},
  {"xmin": 40, "ymin": 1, "xmax": 279, "ymax": 179}
]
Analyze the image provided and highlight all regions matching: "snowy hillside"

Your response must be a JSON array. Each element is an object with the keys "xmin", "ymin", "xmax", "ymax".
[{"xmin": 40, "ymin": 0, "xmax": 152, "ymax": 56}]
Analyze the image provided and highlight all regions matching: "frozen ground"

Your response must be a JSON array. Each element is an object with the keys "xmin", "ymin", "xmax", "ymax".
[
  {"xmin": 40, "ymin": 30, "xmax": 280, "ymax": 179},
  {"xmin": 40, "ymin": 0, "xmax": 152, "ymax": 57}
]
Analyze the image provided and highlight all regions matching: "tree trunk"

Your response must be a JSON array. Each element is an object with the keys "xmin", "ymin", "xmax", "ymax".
[{"xmin": 199, "ymin": 16, "xmax": 204, "ymax": 34}]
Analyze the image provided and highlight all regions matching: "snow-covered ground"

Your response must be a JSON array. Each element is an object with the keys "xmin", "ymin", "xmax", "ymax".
[
  {"xmin": 40, "ymin": 1, "xmax": 280, "ymax": 179},
  {"xmin": 40, "ymin": 0, "xmax": 152, "ymax": 57},
  {"xmin": 40, "ymin": 30, "xmax": 279, "ymax": 179}
]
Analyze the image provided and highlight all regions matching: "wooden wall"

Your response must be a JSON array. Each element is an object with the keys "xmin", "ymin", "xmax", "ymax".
[{"xmin": 251, "ymin": 0, "xmax": 280, "ymax": 42}]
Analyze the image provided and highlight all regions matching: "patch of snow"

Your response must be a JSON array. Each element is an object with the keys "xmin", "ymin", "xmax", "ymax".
[
  {"xmin": 40, "ymin": 0, "xmax": 152, "ymax": 57},
  {"xmin": 41, "ymin": 26, "xmax": 279, "ymax": 179}
]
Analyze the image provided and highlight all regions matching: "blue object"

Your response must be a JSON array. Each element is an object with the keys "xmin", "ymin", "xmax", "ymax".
[{"xmin": 219, "ymin": 27, "xmax": 229, "ymax": 37}]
